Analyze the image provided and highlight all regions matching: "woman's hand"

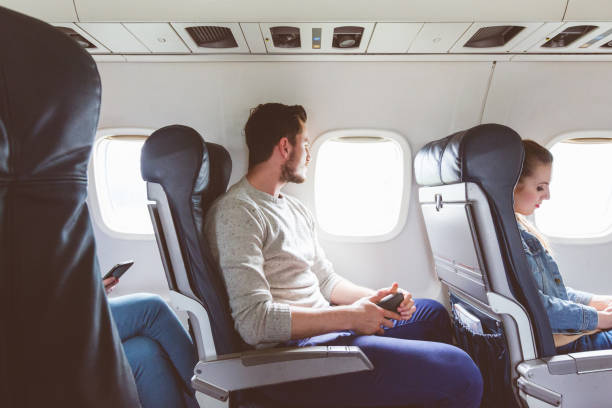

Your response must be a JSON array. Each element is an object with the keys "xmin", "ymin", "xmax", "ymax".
[
  {"xmin": 596, "ymin": 305, "xmax": 612, "ymax": 330},
  {"xmin": 103, "ymin": 277, "xmax": 118, "ymax": 295},
  {"xmin": 589, "ymin": 295, "xmax": 612, "ymax": 311}
]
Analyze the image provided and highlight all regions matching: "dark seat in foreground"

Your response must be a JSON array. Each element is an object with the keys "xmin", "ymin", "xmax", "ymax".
[
  {"xmin": 0, "ymin": 6, "xmax": 139, "ymax": 407},
  {"xmin": 415, "ymin": 123, "xmax": 612, "ymax": 407},
  {"xmin": 140, "ymin": 125, "xmax": 372, "ymax": 408}
]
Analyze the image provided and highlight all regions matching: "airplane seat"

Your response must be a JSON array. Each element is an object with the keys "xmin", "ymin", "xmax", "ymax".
[
  {"xmin": 414, "ymin": 124, "xmax": 612, "ymax": 407},
  {"xmin": 0, "ymin": 5, "xmax": 140, "ymax": 407},
  {"xmin": 140, "ymin": 125, "xmax": 373, "ymax": 408}
]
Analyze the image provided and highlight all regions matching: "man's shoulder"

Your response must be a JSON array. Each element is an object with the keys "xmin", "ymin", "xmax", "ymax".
[{"xmin": 208, "ymin": 180, "xmax": 260, "ymax": 219}]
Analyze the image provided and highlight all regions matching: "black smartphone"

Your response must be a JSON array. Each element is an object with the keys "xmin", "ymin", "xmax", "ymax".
[{"xmin": 103, "ymin": 260, "xmax": 134, "ymax": 280}]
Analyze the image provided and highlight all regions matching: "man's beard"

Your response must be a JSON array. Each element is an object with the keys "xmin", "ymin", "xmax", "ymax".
[{"xmin": 281, "ymin": 150, "xmax": 306, "ymax": 184}]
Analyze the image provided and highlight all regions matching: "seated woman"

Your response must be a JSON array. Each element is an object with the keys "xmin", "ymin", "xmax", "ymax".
[
  {"xmin": 515, "ymin": 140, "xmax": 612, "ymax": 352},
  {"xmin": 104, "ymin": 277, "xmax": 199, "ymax": 408}
]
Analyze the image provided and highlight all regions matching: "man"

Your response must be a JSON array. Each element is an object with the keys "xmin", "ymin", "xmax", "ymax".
[{"xmin": 205, "ymin": 103, "xmax": 483, "ymax": 407}]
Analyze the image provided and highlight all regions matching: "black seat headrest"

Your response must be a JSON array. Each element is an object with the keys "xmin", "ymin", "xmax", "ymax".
[
  {"xmin": 414, "ymin": 123, "xmax": 556, "ymax": 357},
  {"xmin": 414, "ymin": 123, "xmax": 523, "ymax": 190},
  {"xmin": 0, "ymin": 6, "xmax": 139, "ymax": 406},
  {"xmin": 141, "ymin": 125, "xmax": 244, "ymax": 355}
]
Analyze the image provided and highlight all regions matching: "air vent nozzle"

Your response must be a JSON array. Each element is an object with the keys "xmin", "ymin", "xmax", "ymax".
[
  {"xmin": 333, "ymin": 26, "xmax": 364, "ymax": 49},
  {"xmin": 186, "ymin": 26, "xmax": 238, "ymax": 48},
  {"xmin": 270, "ymin": 26, "xmax": 301, "ymax": 48},
  {"xmin": 464, "ymin": 25, "xmax": 524, "ymax": 48},
  {"xmin": 542, "ymin": 25, "xmax": 597, "ymax": 48},
  {"xmin": 56, "ymin": 27, "xmax": 95, "ymax": 49}
]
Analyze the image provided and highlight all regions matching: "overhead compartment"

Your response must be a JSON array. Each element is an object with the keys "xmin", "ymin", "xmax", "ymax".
[
  {"xmin": 171, "ymin": 23, "xmax": 249, "ymax": 53},
  {"xmin": 52, "ymin": 23, "xmax": 109, "ymax": 54},
  {"xmin": 123, "ymin": 23, "xmax": 189, "ymax": 53},
  {"xmin": 0, "ymin": 0, "xmax": 77, "ymax": 22},
  {"xmin": 260, "ymin": 23, "xmax": 374, "ymax": 53},
  {"xmin": 77, "ymin": 23, "xmax": 150, "ymax": 53},
  {"xmin": 565, "ymin": 0, "xmax": 612, "ymax": 22},
  {"xmin": 367, "ymin": 23, "xmax": 423, "ymax": 54},
  {"xmin": 72, "ymin": 0, "xmax": 566, "ymax": 23},
  {"xmin": 408, "ymin": 23, "xmax": 472, "ymax": 53},
  {"xmin": 450, "ymin": 23, "xmax": 543, "ymax": 53},
  {"xmin": 240, "ymin": 23, "xmax": 267, "ymax": 54}
]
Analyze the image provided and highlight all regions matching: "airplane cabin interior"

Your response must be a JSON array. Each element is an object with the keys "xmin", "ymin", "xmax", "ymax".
[{"xmin": 3, "ymin": 1, "xmax": 612, "ymax": 407}]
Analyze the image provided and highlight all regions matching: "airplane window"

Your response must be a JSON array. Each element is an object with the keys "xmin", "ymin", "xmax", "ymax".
[
  {"xmin": 313, "ymin": 130, "xmax": 410, "ymax": 242},
  {"xmin": 535, "ymin": 137, "xmax": 612, "ymax": 240},
  {"xmin": 92, "ymin": 132, "xmax": 153, "ymax": 236}
]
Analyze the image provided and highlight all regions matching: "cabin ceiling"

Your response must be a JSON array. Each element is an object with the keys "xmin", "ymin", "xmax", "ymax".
[
  {"xmin": 2, "ymin": 0, "xmax": 612, "ymax": 58},
  {"xmin": 4, "ymin": 0, "xmax": 612, "ymax": 23}
]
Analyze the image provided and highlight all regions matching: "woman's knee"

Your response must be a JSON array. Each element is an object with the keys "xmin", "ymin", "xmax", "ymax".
[{"xmin": 123, "ymin": 336, "xmax": 166, "ymax": 375}]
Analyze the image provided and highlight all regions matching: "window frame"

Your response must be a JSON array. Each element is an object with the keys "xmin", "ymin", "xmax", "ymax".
[
  {"xmin": 309, "ymin": 128, "xmax": 412, "ymax": 243},
  {"xmin": 88, "ymin": 128, "xmax": 156, "ymax": 240},
  {"xmin": 536, "ymin": 130, "xmax": 612, "ymax": 245}
]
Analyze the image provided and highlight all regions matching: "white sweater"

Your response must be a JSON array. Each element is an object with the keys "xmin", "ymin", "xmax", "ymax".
[{"xmin": 204, "ymin": 177, "xmax": 345, "ymax": 347}]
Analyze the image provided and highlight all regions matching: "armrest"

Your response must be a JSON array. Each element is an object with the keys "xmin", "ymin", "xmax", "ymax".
[
  {"xmin": 517, "ymin": 351, "xmax": 612, "ymax": 407},
  {"xmin": 192, "ymin": 345, "xmax": 373, "ymax": 401}
]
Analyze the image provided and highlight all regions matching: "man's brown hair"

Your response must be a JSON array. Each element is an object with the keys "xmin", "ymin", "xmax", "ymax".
[{"xmin": 244, "ymin": 103, "xmax": 307, "ymax": 169}]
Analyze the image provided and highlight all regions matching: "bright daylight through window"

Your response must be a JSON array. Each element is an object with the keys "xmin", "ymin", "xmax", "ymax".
[
  {"xmin": 93, "ymin": 135, "xmax": 152, "ymax": 235},
  {"xmin": 314, "ymin": 133, "xmax": 407, "ymax": 240},
  {"xmin": 535, "ymin": 138, "xmax": 612, "ymax": 239}
]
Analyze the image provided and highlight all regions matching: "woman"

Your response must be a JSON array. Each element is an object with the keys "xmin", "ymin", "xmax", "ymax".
[
  {"xmin": 104, "ymin": 277, "xmax": 199, "ymax": 408},
  {"xmin": 515, "ymin": 140, "xmax": 612, "ymax": 352}
]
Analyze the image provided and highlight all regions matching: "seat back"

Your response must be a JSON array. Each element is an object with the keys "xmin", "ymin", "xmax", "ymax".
[
  {"xmin": 0, "ymin": 6, "xmax": 139, "ymax": 407},
  {"xmin": 141, "ymin": 125, "xmax": 245, "ymax": 358},
  {"xmin": 414, "ymin": 124, "xmax": 556, "ymax": 358}
]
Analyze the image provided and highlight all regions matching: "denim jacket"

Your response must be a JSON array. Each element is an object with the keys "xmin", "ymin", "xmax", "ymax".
[{"xmin": 518, "ymin": 224, "xmax": 598, "ymax": 333}]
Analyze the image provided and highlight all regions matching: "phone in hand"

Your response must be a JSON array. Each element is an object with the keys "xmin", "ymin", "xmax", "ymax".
[{"xmin": 103, "ymin": 260, "xmax": 134, "ymax": 281}]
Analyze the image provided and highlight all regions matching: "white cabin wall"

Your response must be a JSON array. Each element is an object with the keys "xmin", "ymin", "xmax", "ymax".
[
  {"xmin": 91, "ymin": 61, "xmax": 493, "ymax": 299},
  {"xmin": 483, "ymin": 61, "xmax": 612, "ymax": 295}
]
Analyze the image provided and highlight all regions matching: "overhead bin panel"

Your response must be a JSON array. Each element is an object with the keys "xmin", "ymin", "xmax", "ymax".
[
  {"xmin": 78, "ymin": 23, "xmax": 150, "ymax": 53},
  {"xmin": 240, "ymin": 23, "xmax": 267, "ymax": 54},
  {"xmin": 450, "ymin": 23, "xmax": 543, "ymax": 53},
  {"xmin": 408, "ymin": 23, "xmax": 472, "ymax": 53},
  {"xmin": 367, "ymin": 23, "xmax": 423, "ymax": 54},
  {"xmin": 565, "ymin": 0, "xmax": 612, "ymax": 22},
  {"xmin": 72, "ymin": 0, "xmax": 565, "ymax": 23},
  {"xmin": 123, "ymin": 23, "xmax": 189, "ymax": 53},
  {"xmin": 53, "ymin": 23, "xmax": 109, "ymax": 54},
  {"xmin": 0, "ymin": 0, "xmax": 77, "ymax": 22},
  {"xmin": 527, "ymin": 22, "xmax": 612, "ymax": 53},
  {"xmin": 260, "ymin": 23, "xmax": 374, "ymax": 53},
  {"xmin": 172, "ymin": 23, "xmax": 249, "ymax": 53}
]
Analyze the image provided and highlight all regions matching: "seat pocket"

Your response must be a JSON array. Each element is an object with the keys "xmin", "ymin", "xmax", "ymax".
[{"xmin": 450, "ymin": 293, "xmax": 515, "ymax": 408}]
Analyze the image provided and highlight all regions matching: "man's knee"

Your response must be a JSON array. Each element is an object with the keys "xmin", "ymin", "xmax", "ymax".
[
  {"xmin": 414, "ymin": 299, "xmax": 451, "ymax": 332},
  {"xmin": 443, "ymin": 348, "xmax": 483, "ymax": 406}
]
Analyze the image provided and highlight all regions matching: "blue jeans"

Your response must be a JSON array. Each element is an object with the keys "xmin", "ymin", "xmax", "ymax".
[
  {"xmin": 109, "ymin": 293, "xmax": 198, "ymax": 408},
  {"xmin": 260, "ymin": 298, "xmax": 483, "ymax": 408},
  {"xmin": 557, "ymin": 329, "xmax": 612, "ymax": 354}
]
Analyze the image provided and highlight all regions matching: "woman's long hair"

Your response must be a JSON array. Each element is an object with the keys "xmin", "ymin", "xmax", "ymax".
[{"xmin": 516, "ymin": 140, "xmax": 554, "ymax": 253}]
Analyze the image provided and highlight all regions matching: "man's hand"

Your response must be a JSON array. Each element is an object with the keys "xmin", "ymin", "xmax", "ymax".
[
  {"xmin": 349, "ymin": 291, "xmax": 402, "ymax": 335},
  {"xmin": 377, "ymin": 282, "xmax": 417, "ymax": 321},
  {"xmin": 103, "ymin": 277, "xmax": 118, "ymax": 295}
]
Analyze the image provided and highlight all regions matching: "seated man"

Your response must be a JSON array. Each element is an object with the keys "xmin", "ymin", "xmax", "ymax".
[{"xmin": 205, "ymin": 103, "xmax": 483, "ymax": 408}]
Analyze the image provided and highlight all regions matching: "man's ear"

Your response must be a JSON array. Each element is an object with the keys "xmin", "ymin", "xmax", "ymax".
[{"xmin": 278, "ymin": 137, "xmax": 291, "ymax": 159}]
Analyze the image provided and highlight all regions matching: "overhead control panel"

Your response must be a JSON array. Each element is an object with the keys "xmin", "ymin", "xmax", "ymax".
[
  {"xmin": 260, "ymin": 23, "xmax": 374, "ymax": 53},
  {"xmin": 526, "ymin": 22, "xmax": 612, "ymax": 53}
]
